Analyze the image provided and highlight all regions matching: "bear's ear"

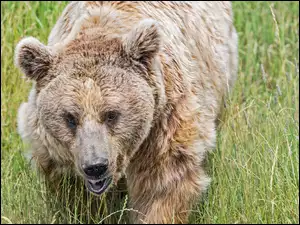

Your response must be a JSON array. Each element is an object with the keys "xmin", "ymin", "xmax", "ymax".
[
  {"xmin": 123, "ymin": 19, "xmax": 161, "ymax": 64},
  {"xmin": 15, "ymin": 37, "xmax": 53, "ymax": 81}
]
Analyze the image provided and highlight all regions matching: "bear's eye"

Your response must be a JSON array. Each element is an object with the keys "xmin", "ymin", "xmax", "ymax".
[
  {"xmin": 104, "ymin": 111, "xmax": 120, "ymax": 125},
  {"xmin": 65, "ymin": 113, "xmax": 77, "ymax": 130}
]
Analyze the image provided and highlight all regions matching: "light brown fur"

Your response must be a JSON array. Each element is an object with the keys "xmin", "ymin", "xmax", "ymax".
[{"xmin": 15, "ymin": 1, "xmax": 238, "ymax": 224}]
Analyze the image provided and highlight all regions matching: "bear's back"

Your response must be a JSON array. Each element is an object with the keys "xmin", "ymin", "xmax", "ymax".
[{"xmin": 48, "ymin": 1, "xmax": 238, "ymax": 112}]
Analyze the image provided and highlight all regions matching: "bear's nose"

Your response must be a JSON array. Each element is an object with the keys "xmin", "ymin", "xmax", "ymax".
[{"xmin": 83, "ymin": 163, "xmax": 108, "ymax": 178}]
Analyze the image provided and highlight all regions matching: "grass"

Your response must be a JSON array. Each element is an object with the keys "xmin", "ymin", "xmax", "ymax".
[{"xmin": 1, "ymin": 1, "xmax": 299, "ymax": 224}]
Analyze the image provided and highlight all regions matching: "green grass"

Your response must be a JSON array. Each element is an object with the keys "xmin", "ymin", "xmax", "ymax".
[{"xmin": 1, "ymin": 1, "xmax": 299, "ymax": 224}]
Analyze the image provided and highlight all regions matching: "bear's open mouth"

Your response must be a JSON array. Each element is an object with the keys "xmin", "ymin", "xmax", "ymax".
[{"xmin": 84, "ymin": 177, "xmax": 112, "ymax": 195}]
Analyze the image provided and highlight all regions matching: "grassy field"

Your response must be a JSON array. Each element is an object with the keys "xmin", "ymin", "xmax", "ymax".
[{"xmin": 1, "ymin": 1, "xmax": 299, "ymax": 224}]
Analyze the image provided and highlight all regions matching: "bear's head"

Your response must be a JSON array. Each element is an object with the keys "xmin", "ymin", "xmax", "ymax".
[{"xmin": 15, "ymin": 19, "xmax": 164, "ymax": 195}]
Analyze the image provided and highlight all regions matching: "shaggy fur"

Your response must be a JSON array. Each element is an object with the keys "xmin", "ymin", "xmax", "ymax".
[{"xmin": 15, "ymin": 1, "xmax": 238, "ymax": 224}]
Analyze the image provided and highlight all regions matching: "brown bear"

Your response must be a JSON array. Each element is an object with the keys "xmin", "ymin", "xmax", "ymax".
[{"xmin": 15, "ymin": 1, "xmax": 238, "ymax": 224}]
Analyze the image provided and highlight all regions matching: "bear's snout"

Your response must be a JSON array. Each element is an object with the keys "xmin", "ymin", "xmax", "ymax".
[
  {"xmin": 81, "ymin": 159, "xmax": 113, "ymax": 196},
  {"xmin": 82, "ymin": 161, "xmax": 108, "ymax": 179}
]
